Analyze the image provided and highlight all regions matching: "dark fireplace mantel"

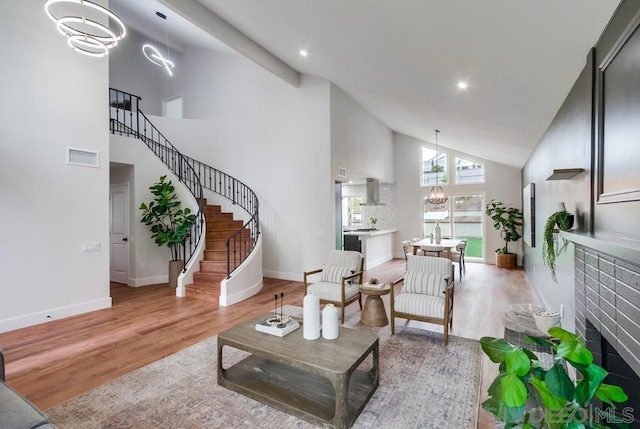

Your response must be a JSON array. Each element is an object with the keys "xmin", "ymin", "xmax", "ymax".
[{"xmin": 562, "ymin": 230, "xmax": 640, "ymax": 266}]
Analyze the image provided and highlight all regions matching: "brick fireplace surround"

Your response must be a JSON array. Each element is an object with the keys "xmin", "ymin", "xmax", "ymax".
[{"xmin": 569, "ymin": 232, "xmax": 640, "ymax": 427}]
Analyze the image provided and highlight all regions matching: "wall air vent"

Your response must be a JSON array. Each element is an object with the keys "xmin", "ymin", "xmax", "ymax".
[
  {"xmin": 66, "ymin": 147, "xmax": 99, "ymax": 168},
  {"xmin": 338, "ymin": 167, "xmax": 347, "ymax": 178}
]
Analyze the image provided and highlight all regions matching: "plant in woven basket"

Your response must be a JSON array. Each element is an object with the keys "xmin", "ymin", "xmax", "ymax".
[
  {"xmin": 485, "ymin": 200, "xmax": 523, "ymax": 254},
  {"xmin": 481, "ymin": 327, "xmax": 629, "ymax": 428}
]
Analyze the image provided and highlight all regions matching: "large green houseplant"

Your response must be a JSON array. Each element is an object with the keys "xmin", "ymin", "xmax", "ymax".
[
  {"xmin": 139, "ymin": 175, "xmax": 196, "ymax": 287},
  {"xmin": 542, "ymin": 210, "xmax": 573, "ymax": 281},
  {"xmin": 481, "ymin": 327, "xmax": 630, "ymax": 428},
  {"xmin": 485, "ymin": 200, "xmax": 523, "ymax": 268}
]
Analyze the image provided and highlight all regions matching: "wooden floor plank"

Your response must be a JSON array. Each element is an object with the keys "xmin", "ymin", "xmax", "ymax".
[{"xmin": 0, "ymin": 259, "xmax": 537, "ymax": 428}]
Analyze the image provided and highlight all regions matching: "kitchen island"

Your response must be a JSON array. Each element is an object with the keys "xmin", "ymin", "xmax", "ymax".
[{"xmin": 343, "ymin": 229, "xmax": 396, "ymax": 269}]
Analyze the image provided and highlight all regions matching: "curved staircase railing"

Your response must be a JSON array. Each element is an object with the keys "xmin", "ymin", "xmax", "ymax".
[{"xmin": 108, "ymin": 88, "xmax": 260, "ymax": 278}]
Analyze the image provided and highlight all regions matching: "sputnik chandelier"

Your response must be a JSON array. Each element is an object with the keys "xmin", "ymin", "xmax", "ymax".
[
  {"xmin": 44, "ymin": 0, "xmax": 126, "ymax": 58},
  {"xmin": 426, "ymin": 129, "xmax": 449, "ymax": 205}
]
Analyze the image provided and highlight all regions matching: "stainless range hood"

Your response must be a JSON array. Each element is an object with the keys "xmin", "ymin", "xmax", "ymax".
[{"xmin": 361, "ymin": 178, "xmax": 386, "ymax": 206}]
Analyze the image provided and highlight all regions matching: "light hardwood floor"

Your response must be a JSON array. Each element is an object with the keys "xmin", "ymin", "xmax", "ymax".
[{"xmin": 0, "ymin": 258, "xmax": 538, "ymax": 428}]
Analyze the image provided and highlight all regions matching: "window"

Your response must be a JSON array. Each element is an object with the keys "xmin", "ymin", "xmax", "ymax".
[
  {"xmin": 422, "ymin": 147, "xmax": 448, "ymax": 186},
  {"xmin": 342, "ymin": 197, "xmax": 363, "ymax": 226},
  {"xmin": 423, "ymin": 194, "xmax": 484, "ymax": 258},
  {"xmin": 455, "ymin": 157, "xmax": 484, "ymax": 183}
]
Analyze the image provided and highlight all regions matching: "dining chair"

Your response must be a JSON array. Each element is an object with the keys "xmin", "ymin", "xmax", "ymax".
[
  {"xmin": 420, "ymin": 245, "xmax": 445, "ymax": 258},
  {"xmin": 450, "ymin": 240, "xmax": 467, "ymax": 280},
  {"xmin": 411, "ymin": 238, "xmax": 425, "ymax": 255},
  {"xmin": 402, "ymin": 240, "xmax": 413, "ymax": 265}
]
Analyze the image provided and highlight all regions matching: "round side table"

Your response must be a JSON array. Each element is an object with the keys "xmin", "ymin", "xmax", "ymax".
[{"xmin": 359, "ymin": 283, "xmax": 391, "ymax": 327}]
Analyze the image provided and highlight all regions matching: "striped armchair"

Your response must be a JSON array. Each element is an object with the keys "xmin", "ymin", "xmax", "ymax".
[
  {"xmin": 390, "ymin": 255, "xmax": 455, "ymax": 345},
  {"xmin": 303, "ymin": 250, "xmax": 364, "ymax": 323}
]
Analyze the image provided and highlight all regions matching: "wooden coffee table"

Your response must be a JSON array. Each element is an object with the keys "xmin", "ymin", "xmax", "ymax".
[
  {"xmin": 217, "ymin": 313, "xmax": 379, "ymax": 429},
  {"xmin": 359, "ymin": 284, "xmax": 391, "ymax": 327}
]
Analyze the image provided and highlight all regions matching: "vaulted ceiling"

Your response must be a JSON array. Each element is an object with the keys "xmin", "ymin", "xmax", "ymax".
[{"xmin": 111, "ymin": 0, "xmax": 620, "ymax": 168}]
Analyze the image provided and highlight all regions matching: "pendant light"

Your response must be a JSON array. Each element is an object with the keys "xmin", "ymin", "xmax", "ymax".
[
  {"xmin": 44, "ymin": 0, "xmax": 126, "ymax": 58},
  {"xmin": 143, "ymin": 11, "xmax": 175, "ymax": 76},
  {"xmin": 426, "ymin": 129, "xmax": 448, "ymax": 205}
]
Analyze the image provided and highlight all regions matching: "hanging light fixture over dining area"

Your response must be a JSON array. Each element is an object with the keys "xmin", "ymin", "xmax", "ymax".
[{"xmin": 426, "ymin": 129, "xmax": 449, "ymax": 205}]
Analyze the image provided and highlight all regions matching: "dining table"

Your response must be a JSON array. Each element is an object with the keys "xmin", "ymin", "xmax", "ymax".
[{"xmin": 410, "ymin": 238, "xmax": 462, "ymax": 259}]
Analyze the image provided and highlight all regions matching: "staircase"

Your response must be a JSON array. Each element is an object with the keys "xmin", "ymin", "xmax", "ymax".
[
  {"xmin": 109, "ymin": 88, "xmax": 260, "ymax": 302},
  {"xmin": 185, "ymin": 201, "xmax": 252, "ymax": 302}
]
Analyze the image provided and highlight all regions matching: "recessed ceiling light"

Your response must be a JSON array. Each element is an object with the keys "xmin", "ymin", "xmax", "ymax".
[
  {"xmin": 457, "ymin": 81, "xmax": 468, "ymax": 90},
  {"xmin": 299, "ymin": 49, "xmax": 308, "ymax": 57}
]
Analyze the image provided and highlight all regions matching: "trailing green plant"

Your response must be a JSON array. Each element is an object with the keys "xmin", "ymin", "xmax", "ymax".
[
  {"xmin": 139, "ymin": 175, "xmax": 197, "ymax": 261},
  {"xmin": 481, "ymin": 327, "xmax": 630, "ymax": 428},
  {"xmin": 485, "ymin": 200, "xmax": 523, "ymax": 254},
  {"xmin": 542, "ymin": 211, "xmax": 572, "ymax": 281}
]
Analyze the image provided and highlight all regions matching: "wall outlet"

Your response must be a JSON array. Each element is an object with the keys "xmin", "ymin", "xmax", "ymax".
[
  {"xmin": 560, "ymin": 304, "xmax": 565, "ymax": 318},
  {"xmin": 82, "ymin": 242, "xmax": 101, "ymax": 252}
]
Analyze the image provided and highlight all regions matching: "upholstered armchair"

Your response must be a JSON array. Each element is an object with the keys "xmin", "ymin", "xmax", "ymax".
[
  {"xmin": 390, "ymin": 255, "xmax": 455, "ymax": 345},
  {"xmin": 303, "ymin": 250, "xmax": 364, "ymax": 323}
]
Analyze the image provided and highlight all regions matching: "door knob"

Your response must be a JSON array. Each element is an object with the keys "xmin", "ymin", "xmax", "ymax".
[{"xmin": 122, "ymin": 237, "xmax": 128, "ymax": 242}]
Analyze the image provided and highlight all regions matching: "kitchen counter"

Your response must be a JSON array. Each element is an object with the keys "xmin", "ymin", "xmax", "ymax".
[
  {"xmin": 343, "ymin": 229, "xmax": 397, "ymax": 237},
  {"xmin": 343, "ymin": 229, "xmax": 396, "ymax": 269}
]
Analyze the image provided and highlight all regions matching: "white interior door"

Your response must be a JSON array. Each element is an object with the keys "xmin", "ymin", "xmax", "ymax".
[{"xmin": 110, "ymin": 183, "xmax": 130, "ymax": 284}]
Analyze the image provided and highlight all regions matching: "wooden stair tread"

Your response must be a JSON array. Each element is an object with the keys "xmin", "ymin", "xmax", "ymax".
[
  {"xmin": 186, "ymin": 282, "xmax": 220, "ymax": 290},
  {"xmin": 187, "ymin": 201, "xmax": 254, "ymax": 302}
]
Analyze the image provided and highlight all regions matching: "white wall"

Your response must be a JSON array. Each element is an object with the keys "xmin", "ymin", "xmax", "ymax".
[
  {"xmin": 124, "ymin": 48, "xmax": 334, "ymax": 279},
  {"xmin": 109, "ymin": 28, "xmax": 184, "ymax": 116},
  {"xmin": 110, "ymin": 136, "xmax": 199, "ymax": 286},
  {"xmin": 330, "ymin": 84, "xmax": 395, "ymax": 183},
  {"xmin": 0, "ymin": 2, "xmax": 111, "ymax": 332},
  {"xmin": 394, "ymin": 132, "xmax": 523, "ymax": 263}
]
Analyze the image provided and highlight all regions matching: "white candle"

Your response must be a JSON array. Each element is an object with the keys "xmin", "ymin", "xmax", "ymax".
[
  {"xmin": 322, "ymin": 304, "xmax": 339, "ymax": 340},
  {"xmin": 303, "ymin": 293, "xmax": 320, "ymax": 340}
]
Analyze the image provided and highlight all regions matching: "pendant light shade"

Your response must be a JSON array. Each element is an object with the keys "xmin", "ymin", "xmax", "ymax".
[
  {"xmin": 44, "ymin": 0, "xmax": 126, "ymax": 58},
  {"xmin": 426, "ymin": 129, "xmax": 448, "ymax": 205}
]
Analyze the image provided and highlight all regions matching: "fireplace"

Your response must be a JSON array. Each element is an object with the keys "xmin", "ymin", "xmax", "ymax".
[
  {"xmin": 573, "ymin": 241, "xmax": 640, "ymax": 427},
  {"xmin": 585, "ymin": 319, "xmax": 640, "ymax": 427}
]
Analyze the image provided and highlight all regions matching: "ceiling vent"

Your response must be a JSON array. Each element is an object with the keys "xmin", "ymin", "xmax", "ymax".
[{"xmin": 66, "ymin": 147, "xmax": 99, "ymax": 168}]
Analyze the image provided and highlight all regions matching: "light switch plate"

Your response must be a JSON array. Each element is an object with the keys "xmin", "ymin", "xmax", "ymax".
[{"xmin": 82, "ymin": 242, "xmax": 101, "ymax": 252}]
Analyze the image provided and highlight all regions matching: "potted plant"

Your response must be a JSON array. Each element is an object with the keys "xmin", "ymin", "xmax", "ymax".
[
  {"xmin": 542, "ymin": 209, "xmax": 573, "ymax": 281},
  {"xmin": 139, "ymin": 175, "xmax": 197, "ymax": 287},
  {"xmin": 485, "ymin": 200, "xmax": 523, "ymax": 269},
  {"xmin": 481, "ymin": 327, "xmax": 629, "ymax": 428}
]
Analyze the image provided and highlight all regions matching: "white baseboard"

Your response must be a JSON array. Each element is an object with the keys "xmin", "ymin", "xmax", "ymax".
[
  {"xmin": 262, "ymin": 270, "xmax": 301, "ymax": 281},
  {"xmin": 220, "ymin": 277, "xmax": 263, "ymax": 306},
  {"xmin": 366, "ymin": 254, "xmax": 393, "ymax": 270},
  {"xmin": 130, "ymin": 275, "xmax": 168, "ymax": 287},
  {"xmin": 0, "ymin": 297, "xmax": 112, "ymax": 333}
]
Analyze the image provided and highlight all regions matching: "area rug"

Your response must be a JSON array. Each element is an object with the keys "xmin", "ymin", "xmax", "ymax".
[{"xmin": 47, "ymin": 306, "xmax": 482, "ymax": 428}]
